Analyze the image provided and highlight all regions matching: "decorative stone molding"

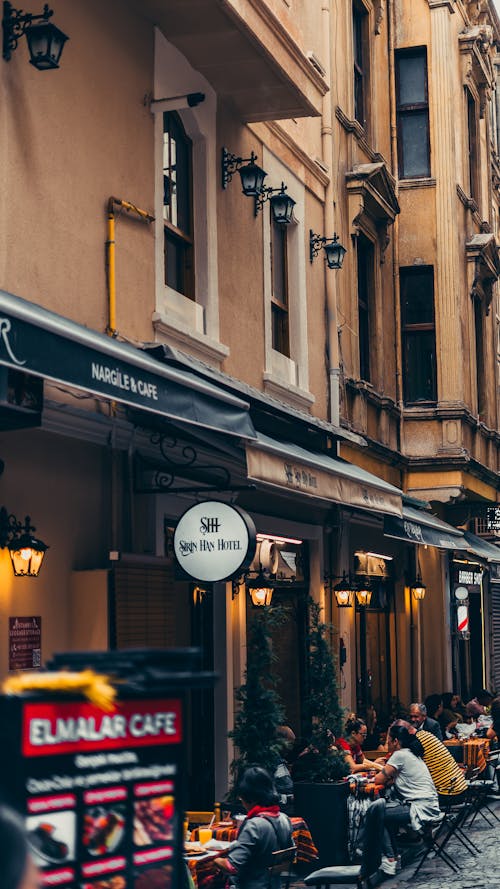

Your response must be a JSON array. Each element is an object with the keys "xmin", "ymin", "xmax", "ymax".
[
  {"xmin": 346, "ymin": 162, "xmax": 400, "ymax": 259},
  {"xmin": 374, "ymin": 0, "xmax": 384, "ymax": 33},
  {"xmin": 465, "ymin": 232, "xmax": 500, "ymax": 314},
  {"xmin": 459, "ymin": 24, "xmax": 496, "ymax": 115},
  {"xmin": 335, "ymin": 106, "xmax": 387, "ymax": 165},
  {"xmin": 427, "ymin": 0, "xmax": 455, "ymax": 11}
]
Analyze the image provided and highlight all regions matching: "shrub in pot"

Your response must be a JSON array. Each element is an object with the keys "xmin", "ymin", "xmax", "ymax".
[{"xmin": 293, "ymin": 598, "xmax": 350, "ymax": 866}]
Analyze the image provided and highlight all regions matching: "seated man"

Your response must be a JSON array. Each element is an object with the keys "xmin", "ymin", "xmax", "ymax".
[
  {"xmin": 397, "ymin": 720, "xmax": 467, "ymax": 801},
  {"xmin": 409, "ymin": 702, "xmax": 443, "ymax": 740}
]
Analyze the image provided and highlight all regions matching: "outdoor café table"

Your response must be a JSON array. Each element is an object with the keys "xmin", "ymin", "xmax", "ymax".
[
  {"xmin": 190, "ymin": 815, "xmax": 318, "ymax": 875},
  {"xmin": 346, "ymin": 774, "xmax": 385, "ymax": 860},
  {"xmin": 444, "ymin": 737, "xmax": 490, "ymax": 772}
]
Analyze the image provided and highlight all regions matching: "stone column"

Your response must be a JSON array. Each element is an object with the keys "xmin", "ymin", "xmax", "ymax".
[{"xmin": 428, "ymin": 0, "xmax": 464, "ymax": 405}]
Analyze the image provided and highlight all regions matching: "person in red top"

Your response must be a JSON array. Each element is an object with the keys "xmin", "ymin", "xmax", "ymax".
[{"xmin": 336, "ymin": 717, "xmax": 384, "ymax": 774}]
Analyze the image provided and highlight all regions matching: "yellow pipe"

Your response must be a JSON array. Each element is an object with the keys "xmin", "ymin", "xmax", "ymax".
[
  {"xmin": 106, "ymin": 196, "xmax": 155, "ymax": 338},
  {"xmin": 107, "ymin": 207, "xmax": 116, "ymax": 337}
]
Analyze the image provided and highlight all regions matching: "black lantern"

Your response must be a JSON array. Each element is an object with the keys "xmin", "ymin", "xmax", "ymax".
[
  {"xmin": 269, "ymin": 184, "xmax": 296, "ymax": 224},
  {"xmin": 25, "ymin": 17, "xmax": 67, "ymax": 68},
  {"xmin": 411, "ymin": 575, "xmax": 427, "ymax": 601},
  {"xmin": 310, "ymin": 230, "xmax": 347, "ymax": 269},
  {"xmin": 333, "ymin": 572, "xmax": 354, "ymax": 607},
  {"xmin": 246, "ymin": 571, "xmax": 274, "ymax": 607},
  {"xmin": 2, "ymin": 2, "xmax": 68, "ymax": 68},
  {"xmin": 255, "ymin": 181, "xmax": 295, "ymax": 222},
  {"xmin": 238, "ymin": 159, "xmax": 267, "ymax": 197},
  {"xmin": 0, "ymin": 508, "xmax": 48, "ymax": 576}
]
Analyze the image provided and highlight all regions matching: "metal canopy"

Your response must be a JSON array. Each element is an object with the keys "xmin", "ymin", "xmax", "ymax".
[
  {"xmin": 462, "ymin": 531, "xmax": 500, "ymax": 563},
  {"xmin": 0, "ymin": 291, "xmax": 256, "ymax": 440},
  {"xmin": 245, "ymin": 432, "xmax": 403, "ymax": 516},
  {"xmin": 384, "ymin": 504, "xmax": 468, "ymax": 550}
]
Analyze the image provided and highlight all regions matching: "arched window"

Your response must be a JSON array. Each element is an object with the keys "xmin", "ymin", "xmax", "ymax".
[{"xmin": 163, "ymin": 112, "xmax": 194, "ymax": 299}]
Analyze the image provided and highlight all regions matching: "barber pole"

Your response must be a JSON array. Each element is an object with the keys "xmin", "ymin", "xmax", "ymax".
[{"xmin": 457, "ymin": 604, "xmax": 470, "ymax": 637}]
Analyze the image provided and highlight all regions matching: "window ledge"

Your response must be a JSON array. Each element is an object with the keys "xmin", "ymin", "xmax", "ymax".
[
  {"xmin": 152, "ymin": 312, "xmax": 229, "ymax": 368},
  {"xmin": 262, "ymin": 372, "xmax": 315, "ymax": 411},
  {"xmin": 398, "ymin": 178, "xmax": 436, "ymax": 189}
]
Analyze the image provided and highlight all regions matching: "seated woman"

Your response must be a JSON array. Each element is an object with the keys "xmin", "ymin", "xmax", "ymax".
[
  {"xmin": 362, "ymin": 705, "xmax": 385, "ymax": 752},
  {"xmin": 214, "ymin": 766, "xmax": 294, "ymax": 889},
  {"xmin": 439, "ymin": 693, "xmax": 465, "ymax": 737},
  {"xmin": 337, "ymin": 717, "xmax": 383, "ymax": 773},
  {"xmin": 0, "ymin": 805, "xmax": 39, "ymax": 889},
  {"xmin": 374, "ymin": 722, "xmax": 441, "ymax": 874}
]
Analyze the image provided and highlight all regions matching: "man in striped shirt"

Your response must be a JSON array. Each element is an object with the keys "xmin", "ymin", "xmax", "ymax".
[{"xmin": 416, "ymin": 727, "xmax": 467, "ymax": 799}]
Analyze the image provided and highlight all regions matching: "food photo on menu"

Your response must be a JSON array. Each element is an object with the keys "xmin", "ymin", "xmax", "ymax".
[
  {"xmin": 26, "ymin": 810, "xmax": 76, "ymax": 867},
  {"xmin": 83, "ymin": 878, "xmax": 126, "ymax": 889},
  {"xmin": 134, "ymin": 864, "xmax": 173, "ymax": 889},
  {"xmin": 83, "ymin": 804, "xmax": 126, "ymax": 857},
  {"xmin": 133, "ymin": 795, "xmax": 174, "ymax": 845}
]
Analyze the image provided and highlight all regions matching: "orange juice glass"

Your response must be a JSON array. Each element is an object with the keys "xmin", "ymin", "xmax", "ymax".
[{"xmin": 199, "ymin": 827, "xmax": 212, "ymax": 845}]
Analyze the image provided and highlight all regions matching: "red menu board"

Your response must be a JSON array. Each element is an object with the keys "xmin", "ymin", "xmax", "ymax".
[
  {"xmin": 9, "ymin": 616, "xmax": 42, "ymax": 670},
  {"xmin": 0, "ymin": 695, "xmax": 184, "ymax": 889}
]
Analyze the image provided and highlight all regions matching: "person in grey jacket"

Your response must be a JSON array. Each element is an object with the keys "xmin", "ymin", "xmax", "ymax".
[
  {"xmin": 214, "ymin": 767, "xmax": 294, "ymax": 889},
  {"xmin": 409, "ymin": 702, "xmax": 443, "ymax": 741}
]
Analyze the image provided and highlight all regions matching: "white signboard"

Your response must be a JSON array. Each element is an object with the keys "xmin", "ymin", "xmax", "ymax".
[{"xmin": 173, "ymin": 501, "xmax": 256, "ymax": 582}]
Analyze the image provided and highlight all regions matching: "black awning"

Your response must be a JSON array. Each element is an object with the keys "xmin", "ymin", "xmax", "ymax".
[
  {"xmin": 0, "ymin": 291, "xmax": 256, "ymax": 439},
  {"xmin": 384, "ymin": 505, "xmax": 468, "ymax": 550}
]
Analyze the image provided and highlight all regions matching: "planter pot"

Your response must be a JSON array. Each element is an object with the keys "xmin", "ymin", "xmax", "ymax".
[{"xmin": 293, "ymin": 780, "xmax": 349, "ymax": 867}]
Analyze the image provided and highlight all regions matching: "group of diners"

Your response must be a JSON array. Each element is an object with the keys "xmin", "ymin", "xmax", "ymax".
[{"xmin": 334, "ymin": 702, "xmax": 483, "ymax": 875}]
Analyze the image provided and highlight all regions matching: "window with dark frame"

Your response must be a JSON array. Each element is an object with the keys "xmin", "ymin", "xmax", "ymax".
[
  {"xmin": 466, "ymin": 87, "xmax": 479, "ymax": 203},
  {"xmin": 163, "ymin": 112, "xmax": 195, "ymax": 299},
  {"xmin": 395, "ymin": 48, "xmax": 430, "ymax": 179},
  {"xmin": 474, "ymin": 297, "xmax": 486, "ymax": 416},
  {"xmin": 353, "ymin": 0, "xmax": 368, "ymax": 128},
  {"xmin": 400, "ymin": 266, "xmax": 437, "ymax": 404},
  {"xmin": 270, "ymin": 215, "xmax": 290, "ymax": 357},
  {"xmin": 357, "ymin": 233, "xmax": 374, "ymax": 382}
]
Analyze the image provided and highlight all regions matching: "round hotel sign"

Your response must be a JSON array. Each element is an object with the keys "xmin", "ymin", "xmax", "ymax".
[{"xmin": 173, "ymin": 501, "xmax": 257, "ymax": 582}]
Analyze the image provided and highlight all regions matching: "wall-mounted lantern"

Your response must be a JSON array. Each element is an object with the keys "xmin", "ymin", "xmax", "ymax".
[
  {"xmin": 310, "ymin": 230, "xmax": 347, "ymax": 269},
  {"xmin": 221, "ymin": 148, "xmax": 267, "ymax": 196},
  {"xmin": 0, "ymin": 507, "xmax": 48, "ymax": 576},
  {"xmin": 2, "ymin": 1, "xmax": 68, "ymax": 68}
]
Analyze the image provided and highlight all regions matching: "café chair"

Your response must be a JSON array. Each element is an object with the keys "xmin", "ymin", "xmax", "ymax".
[
  {"xmin": 268, "ymin": 844, "xmax": 297, "ymax": 889},
  {"xmin": 464, "ymin": 754, "xmax": 500, "ymax": 828},
  {"xmin": 304, "ymin": 798, "xmax": 385, "ymax": 889},
  {"xmin": 186, "ymin": 802, "xmax": 222, "ymax": 827}
]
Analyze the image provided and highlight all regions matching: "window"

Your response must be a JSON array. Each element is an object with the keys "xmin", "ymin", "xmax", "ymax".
[
  {"xmin": 271, "ymin": 216, "xmax": 290, "ymax": 356},
  {"xmin": 474, "ymin": 297, "xmax": 486, "ymax": 416},
  {"xmin": 357, "ymin": 233, "xmax": 374, "ymax": 382},
  {"xmin": 466, "ymin": 88, "xmax": 479, "ymax": 202},
  {"xmin": 163, "ymin": 112, "xmax": 194, "ymax": 299},
  {"xmin": 353, "ymin": 0, "xmax": 369, "ymax": 128},
  {"xmin": 400, "ymin": 267, "xmax": 437, "ymax": 404},
  {"xmin": 396, "ymin": 49, "xmax": 430, "ymax": 179}
]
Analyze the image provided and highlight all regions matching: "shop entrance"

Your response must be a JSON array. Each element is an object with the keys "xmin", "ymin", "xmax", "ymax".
[{"xmin": 355, "ymin": 581, "xmax": 393, "ymax": 724}]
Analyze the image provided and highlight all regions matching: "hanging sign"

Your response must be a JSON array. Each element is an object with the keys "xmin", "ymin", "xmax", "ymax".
[
  {"xmin": 487, "ymin": 506, "xmax": 500, "ymax": 531},
  {"xmin": 173, "ymin": 501, "xmax": 256, "ymax": 582}
]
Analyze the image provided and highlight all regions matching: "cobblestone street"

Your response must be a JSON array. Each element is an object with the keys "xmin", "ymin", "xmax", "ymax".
[{"xmin": 382, "ymin": 797, "xmax": 500, "ymax": 889}]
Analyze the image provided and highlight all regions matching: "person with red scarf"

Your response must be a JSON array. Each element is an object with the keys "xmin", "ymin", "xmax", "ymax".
[{"xmin": 214, "ymin": 767, "xmax": 293, "ymax": 889}]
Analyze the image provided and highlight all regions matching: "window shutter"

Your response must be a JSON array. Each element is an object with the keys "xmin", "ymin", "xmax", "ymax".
[{"xmin": 112, "ymin": 562, "xmax": 177, "ymax": 649}]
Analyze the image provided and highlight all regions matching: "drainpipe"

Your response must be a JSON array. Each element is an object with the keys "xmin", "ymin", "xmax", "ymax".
[
  {"xmin": 388, "ymin": 2, "xmax": 403, "ymax": 455},
  {"xmin": 322, "ymin": 0, "xmax": 341, "ymax": 430},
  {"xmin": 106, "ymin": 197, "xmax": 155, "ymax": 338}
]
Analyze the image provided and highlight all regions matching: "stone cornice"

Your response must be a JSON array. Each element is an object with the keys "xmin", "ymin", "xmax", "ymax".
[
  {"xmin": 263, "ymin": 121, "xmax": 330, "ymax": 188},
  {"xmin": 427, "ymin": 0, "xmax": 455, "ymax": 11},
  {"xmin": 242, "ymin": 0, "xmax": 330, "ymax": 97},
  {"xmin": 335, "ymin": 106, "xmax": 389, "ymax": 166}
]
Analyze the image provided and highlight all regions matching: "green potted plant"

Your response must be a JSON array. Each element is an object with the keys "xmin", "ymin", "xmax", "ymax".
[
  {"xmin": 293, "ymin": 598, "xmax": 350, "ymax": 866},
  {"xmin": 228, "ymin": 605, "xmax": 287, "ymax": 796}
]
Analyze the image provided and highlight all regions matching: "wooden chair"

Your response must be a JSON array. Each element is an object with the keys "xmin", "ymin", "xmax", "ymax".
[
  {"xmin": 186, "ymin": 802, "xmax": 221, "ymax": 827},
  {"xmin": 268, "ymin": 845, "xmax": 296, "ymax": 889}
]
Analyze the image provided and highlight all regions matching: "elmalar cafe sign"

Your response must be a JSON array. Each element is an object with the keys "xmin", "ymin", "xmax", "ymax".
[{"xmin": 173, "ymin": 501, "xmax": 256, "ymax": 582}]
